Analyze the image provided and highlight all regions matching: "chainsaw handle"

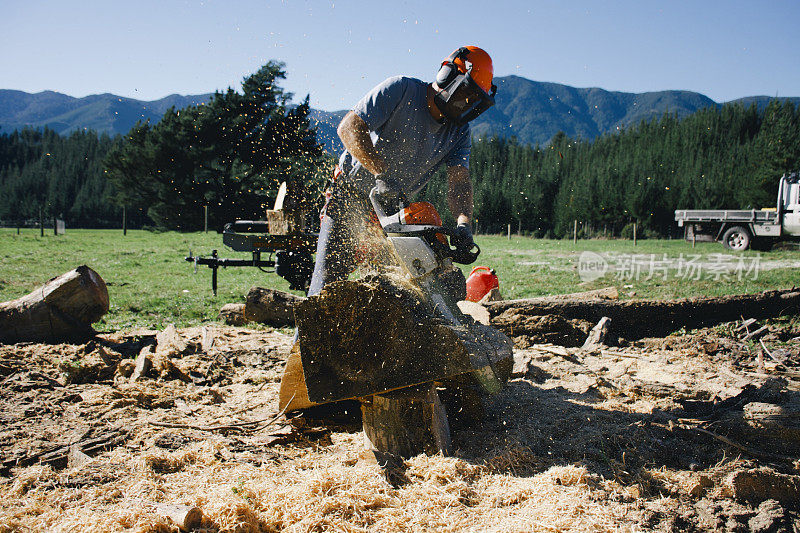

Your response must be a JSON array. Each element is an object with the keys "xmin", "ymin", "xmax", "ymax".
[
  {"xmin": 368, "ymin": 185, "xmax": 390, "ymax": 220},
  {"xmin": 437, "ymin": 226, "xmax": 480, "ymax": 264},
  {"xmin": 450, "ymin": 242, "xmax": 481, "ymax": 264}
]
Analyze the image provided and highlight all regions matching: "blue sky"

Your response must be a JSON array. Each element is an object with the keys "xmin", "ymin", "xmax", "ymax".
[{"xmin": 2, "ymin": 0, "xmax": 799, "ymax": 110}]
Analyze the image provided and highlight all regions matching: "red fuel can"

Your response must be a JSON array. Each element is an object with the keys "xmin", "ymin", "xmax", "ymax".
[{"xmin": 465, "ymin": 266, "xmax": 499, "ymax": 302}]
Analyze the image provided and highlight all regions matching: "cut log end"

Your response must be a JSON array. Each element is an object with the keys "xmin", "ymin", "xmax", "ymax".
[{"xmin": 155, "ymin": 503, "xmax": 203, "ymax": 532}]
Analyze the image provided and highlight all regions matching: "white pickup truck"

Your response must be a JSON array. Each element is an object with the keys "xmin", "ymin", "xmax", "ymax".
[{"xmin": 675, "ymin": 172, "xmax": 800, "ymax": 251}]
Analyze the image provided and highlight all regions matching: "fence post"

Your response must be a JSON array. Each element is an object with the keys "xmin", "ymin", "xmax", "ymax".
[
  {"xmin": 573, "ymin": 219, "xmax": 578, "ymax": 244},
  {"xmin": 204, "ymin": 206, "xmax": 208, "ymax": 233},
  {"xmin": 40, "ymin": 207, "xmax": 44, "ymax": 237},
  {"xmin": 507, "ymin": 223, "xmax": 511, "ymax": 240},
  {"xmin": 123, "ymin": 206, "xmax": 127, "ymax": 236},
  {"xmin": 633, "ymin": 222, "xmax": 637, "ymax": 246}
]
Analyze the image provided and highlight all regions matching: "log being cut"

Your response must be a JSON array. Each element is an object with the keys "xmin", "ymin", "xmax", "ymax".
[
  {"xmin": 280, "ymin": 272, "xmax": 513, "ymax": 411},
  {"xmin": 0, "ymin": 265, "xmax": 109, "ymax": 343}
]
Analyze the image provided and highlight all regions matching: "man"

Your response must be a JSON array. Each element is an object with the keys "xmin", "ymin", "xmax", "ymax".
[{"xmin": 308, "ymin": 45, "xmax": 497, "ymax": 296}]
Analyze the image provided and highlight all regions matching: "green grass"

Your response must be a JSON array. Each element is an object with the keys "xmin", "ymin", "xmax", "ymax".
[
  {"xmin": 1, "ymin": 229, "xmax": 798, "ymax": 331},
  {"xmin": 461, "ymin": 234, "xmax": 800, "ymax": 300},
  {"xmin": 0, "ymin": 228, "xmax": 300, "ymax": 331}
]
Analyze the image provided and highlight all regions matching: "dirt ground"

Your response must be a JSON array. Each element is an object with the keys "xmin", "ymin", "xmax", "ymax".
[{"xmin": 1, "ymin": 317, "xmax": 799, "ymax": 532}]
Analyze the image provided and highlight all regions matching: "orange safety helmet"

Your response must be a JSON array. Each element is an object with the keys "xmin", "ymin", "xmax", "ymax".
[
  {"xmin": 450, "ymin": 46, "xmax": 494, "ymax": 93},
  {"xmin": 434, "ymin": 46, "xmax": 497, "ymax": 125}
]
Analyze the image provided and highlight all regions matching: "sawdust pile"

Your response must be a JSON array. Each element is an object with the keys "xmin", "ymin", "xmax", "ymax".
[
  {"xmin": 3, "ymin": 438, "xmax": 643, "ymax": 533},
  {"xmin": 1, "ymin": 318, "xmax": 800, "ymax": 531}
]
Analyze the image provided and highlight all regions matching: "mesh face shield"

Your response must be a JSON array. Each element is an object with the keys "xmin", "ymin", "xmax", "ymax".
[{"xmin": 434, "ymin": 70, "xmax": 496, "ymax": 126}]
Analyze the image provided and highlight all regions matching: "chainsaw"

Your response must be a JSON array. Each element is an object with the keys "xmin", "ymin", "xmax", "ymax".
[
  {"xmin": 369, "ymin": 183, "xmax": 478, "ymax": 291},
  {"xmin": 368, "ymin": 183, "xmax": 504, "ymax": 395}
]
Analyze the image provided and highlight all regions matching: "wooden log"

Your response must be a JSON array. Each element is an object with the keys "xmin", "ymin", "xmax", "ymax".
[
  {"xmin": 0, "ymin": 265, "xmax": 109, "ymax": 343},
  {"xmin": 155, "ymin": 503, "xmax": 203, "ymax": 532},
  {"xmin": 487, "ymin": 288, "xmax": 800, "ymax": 341},
  {"xmin": 582, "ymin": 317, "xmax": 611, "ymax": 350},
  {"xmin": 744, "ymin": 401, "xmax": 800, "ymax": 442},
  {"xmin": 219, "ymin": 303, "xmax": 247, "ymax": 326},
  {"xmin": 725, "ymin": 468, "xmax": 800, "ymax": 505},
  {"xmin": 492, "ymin": 286, "xmax": 619, "ymax": 307},
  {"xmin": 293, "ymin": 274, "xmax": 513, "ymax": 405},
  {"xmin": 267, "ymin": 209, "xmax": 289, "ymax": 235},
  {"xmin": 278, "ymin": 343, "xmax": 318, "ymax": 412},
  {"xmin": 244, "ymin": 287, "xmax": 304, "ymax": 327},
  {"xmin": 361, "ymin": 383, "xmax": 451, "ymax": 458}
]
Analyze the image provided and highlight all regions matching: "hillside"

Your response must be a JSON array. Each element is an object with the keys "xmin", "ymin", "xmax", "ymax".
[
  {"xmin": 2, "ymin": 80, "xmax": 798, "ymax": 154},
  {"xmin": 0, "ymin": 90, "xmax": 213, "ymax": 137}
]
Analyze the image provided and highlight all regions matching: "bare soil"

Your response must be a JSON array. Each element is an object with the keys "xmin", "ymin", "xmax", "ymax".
[{"xmin": 1, "ymin": 319, "xmax": 799, "ymax": 532}]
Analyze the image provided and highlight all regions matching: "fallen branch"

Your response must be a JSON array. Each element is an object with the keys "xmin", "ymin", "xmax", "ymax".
[
  {"xmin": 679, "ymin": 423, "xmax": 797, "ymax": 463},
  {"xmin": 149, "ymin": 396, "xmax": 293, "ymax": 433}
]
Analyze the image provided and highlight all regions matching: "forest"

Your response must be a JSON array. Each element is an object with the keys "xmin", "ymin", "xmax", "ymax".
[
  {"xmin": 422, "ymin": 99, "xmax": 800, "ymax": 237},
  {"xmin": 1, "ymin": 73, "xmax": 798, "ymax": 236}
]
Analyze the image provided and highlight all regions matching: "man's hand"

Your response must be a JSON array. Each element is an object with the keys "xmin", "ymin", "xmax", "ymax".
[
  {"xmin": 451, "ymin": 222, "xmax": 475, "ymax": 251},
  {"xmin": 373, "ymin": 175, "xmax": 407, "ymax": 213}
]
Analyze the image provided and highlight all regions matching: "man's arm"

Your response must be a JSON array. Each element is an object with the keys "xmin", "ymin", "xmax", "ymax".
[
  {"xmin": 337, "ymin": 111, "xmax": 387, "ymax": 176},
  {"xmin": 447, "ymin": 165, "xmax": 473, "ymax": 225}
]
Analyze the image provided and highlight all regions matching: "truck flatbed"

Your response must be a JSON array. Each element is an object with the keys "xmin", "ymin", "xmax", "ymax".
[{"xmin": 675, "ymin": 209, "xmax": 778, "ymax": 225}]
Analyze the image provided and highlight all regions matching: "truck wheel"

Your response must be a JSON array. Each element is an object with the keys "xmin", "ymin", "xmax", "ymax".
[{"xmin": 722, "ymin": 226, "xmax": 751, "ymax": 251}]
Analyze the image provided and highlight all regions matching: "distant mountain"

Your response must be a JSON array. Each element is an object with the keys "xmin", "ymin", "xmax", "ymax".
[
  {"xmin": 2, "ymin": 80, "xmax": 798, "ymax": 153},
  {"xmin": 473, "ymin": 76, "xmax": 721, "ymax": 143},
  {"xmin": 0, "ymin": 90, "xmax": 214, "ymax": 137},
  {"xmin": 296, "ymin": 77, "xmax": 800, "ymax": 154}
]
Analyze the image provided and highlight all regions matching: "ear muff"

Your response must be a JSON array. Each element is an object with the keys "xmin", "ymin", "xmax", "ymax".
[
  {"xmin": 435, "ymin": 47, "xmax": 469, "ymax": 88},
  {"xmin": 435, "ymin": 64, "xmax": 455, "ymax": 88}
]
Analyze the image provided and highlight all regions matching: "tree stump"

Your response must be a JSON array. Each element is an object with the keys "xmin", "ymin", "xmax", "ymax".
[
  {"xmin": 361, "ymin": 383, "xmax": 451, "ymax": 458},
  {"xmin": 0, "ymin": 265, "xmax": 108, "ymax": 343}
]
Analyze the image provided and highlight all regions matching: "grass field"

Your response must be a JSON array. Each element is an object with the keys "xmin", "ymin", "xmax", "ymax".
[{"xmin": 1, "ymin": 228, "xmax": 798, "ymax": 331}]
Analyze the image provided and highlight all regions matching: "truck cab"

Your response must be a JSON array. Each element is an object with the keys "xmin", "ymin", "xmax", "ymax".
[{"xmin": 779, "ymin": 173, "xmax": 800, "ymax": 236}]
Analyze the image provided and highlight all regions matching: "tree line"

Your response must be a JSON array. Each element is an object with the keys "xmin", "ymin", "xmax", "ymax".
[
  {"xmin": 0, "ymin": 127, "xmax": 123, "ymax": 227},
  {"xmin": 421, "ymin": 99, "xmax": 800, "ymax": 237},
  {"xmin": 0, "ymin": 61, "xmax": 325, "ymax": 231},
  {"xmin": 1, "ymin": 67, "xmax": 798, "ymax": 236}
]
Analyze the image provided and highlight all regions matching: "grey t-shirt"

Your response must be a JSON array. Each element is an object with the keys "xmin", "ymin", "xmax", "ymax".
[{"xmin": 338, "ymin": 76, "xmax": 471, "ymax": 197}]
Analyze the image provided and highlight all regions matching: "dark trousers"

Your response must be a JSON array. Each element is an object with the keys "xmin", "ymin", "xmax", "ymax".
[{"xmin": 307, "ymin": 181, "xmax": 373, "ymax": 297}]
